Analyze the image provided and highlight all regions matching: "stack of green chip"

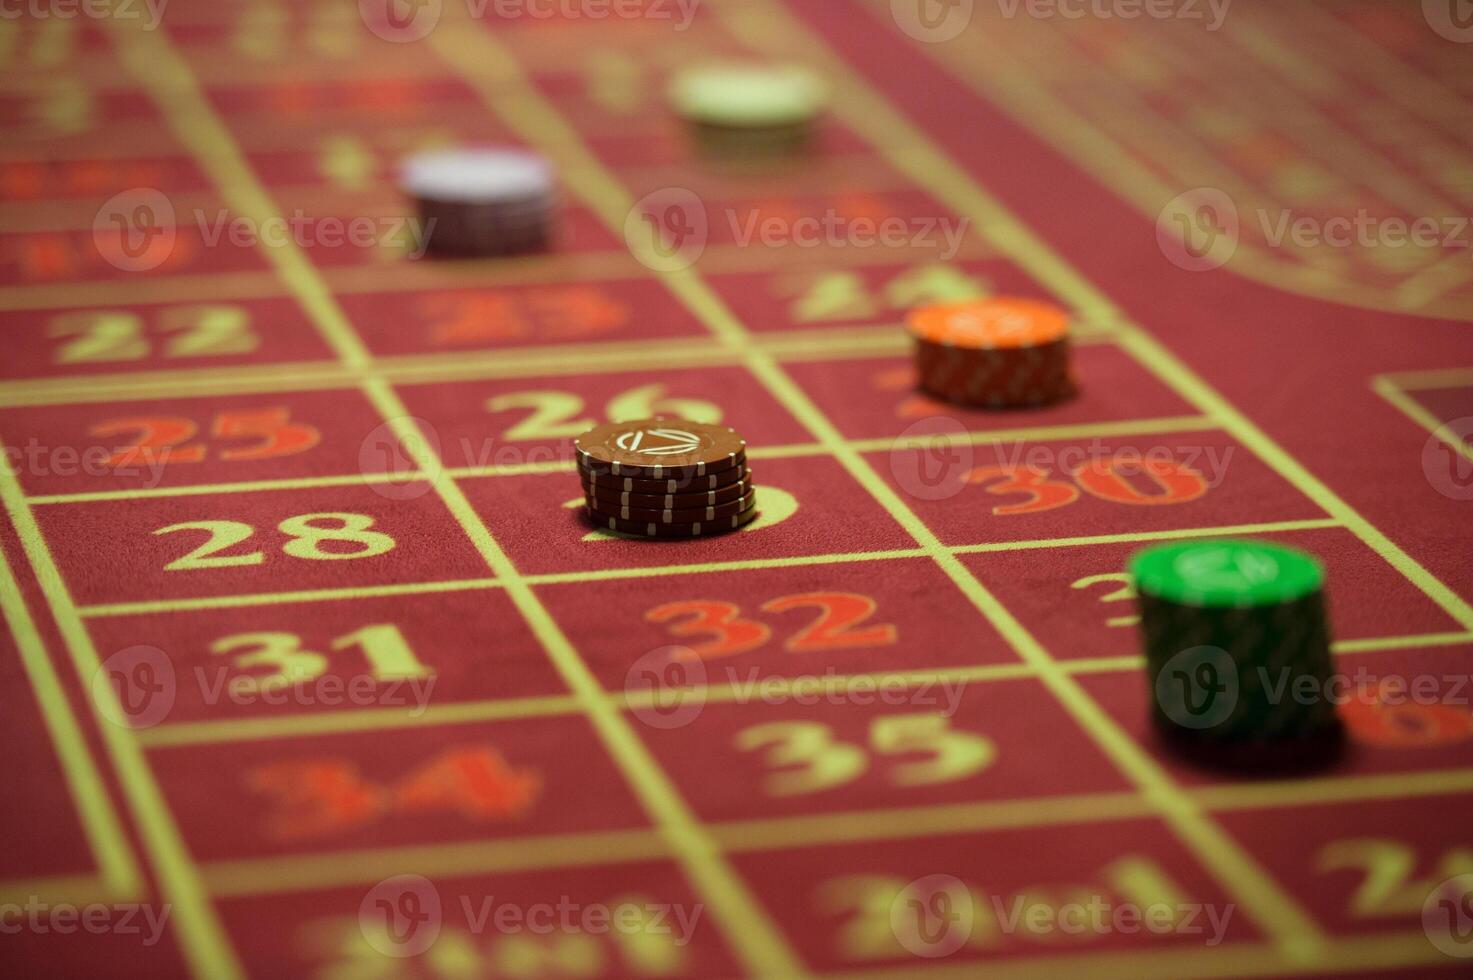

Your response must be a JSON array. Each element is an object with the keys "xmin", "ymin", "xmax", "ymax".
[
  {"xmin": 667, "ymin": 63, "xmax": 828, "ymax": 156},
  {"xmin": 1129, "ymin": 540, "xmax": 1343, "ymax": 765}
]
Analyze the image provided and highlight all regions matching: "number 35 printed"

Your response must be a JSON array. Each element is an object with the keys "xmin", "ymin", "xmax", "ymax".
[{"xmin": 736, "ymin": 713, "xmax": 995, "ymax": 797}]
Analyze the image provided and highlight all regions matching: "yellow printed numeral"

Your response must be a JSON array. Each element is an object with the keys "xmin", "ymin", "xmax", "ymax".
[
  {"xmin": 1318, "ymin": 839, "xmax": 1473, "ymax": 918},
  {"xmin": 786, "ymin": 263, "xmax": 989, "ymax": 324},
  {"xmin": 48, "ymin": 305, "xmax": 258, "ymax": 364},
  {"xmin": 159, "ymin": 305, "xmax": 259, "ymax": 357},
  {"xmin": 212, "ymin": 624, "xmax": 431, "ymax": 695},
  {"xmin": 487, "ymin": 384, "xmax": 721, "ymax": 441},
  {"xmin": 819, "ymin": 874, "xmax": 996, "ymax": 960},
  {"xmin": 156, "ymin": 513, "xmax": 395, "ymax": 571},
  {"xmin": 1070, "ymin": 572, "xmax": 1140, "ymax": 628},
  {"xmin": 735, "ymin": 713, "xmax": 995, "ymax": 796}
]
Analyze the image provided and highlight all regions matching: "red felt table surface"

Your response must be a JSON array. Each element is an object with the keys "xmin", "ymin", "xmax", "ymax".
[{"xmin": 2, "ymin": 1, "xmax": 1472, "ymax": 978}]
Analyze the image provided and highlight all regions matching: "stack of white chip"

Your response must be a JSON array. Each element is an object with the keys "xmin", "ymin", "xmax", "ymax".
[{"xmin": 400, "ymin": 147, "xmax": 557, "ymax": 257}]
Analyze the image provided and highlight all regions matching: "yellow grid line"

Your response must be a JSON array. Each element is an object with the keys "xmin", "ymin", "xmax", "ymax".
[
  {"xmin": 0, "ymin": 873, "xmax": 120, "ymax": 908},
  {"xmin": 136, "ymin": 693, "xmax": 586, "ymax": 749},
  {"xmin": 721, "ymin": 0, "xmax": 1342, "ymax": 963},
  {"xmin": 123, "ymin": 631, "xmax": 1473, "ymax": 749},
  {"xmin": 1289, "ymin": 2, "xmax": 1473, "ymax": 151},
  {"xmin": 0, "ymin": 235, "xmax": 999, "ymax": 313},
  {"xmin": 0, "ymin": 519, "xmax": 141, "ymax": 899},
  {"xmin": 837, "ymin": 2, "xmax": 1473, "ymax": 632},
  {"xmin": 2, "ymin": 8, "xmax": 1463, "ymax": 977},
  {"xmin": 22, "ymin": 414, "xmax": 1214, "ymax": 506},
  {"xmin": 117, "ymin": 11, "xmax": 807, "ymax": 978},
  {"xmin": 108, "ymin": 40, "xmax": 370, "ymax": 372},
  {"xmin": 838, "ymin": 931, "xmax": 1456, "ymax": 980},
  {"xmin": 153, "ymin": 766, "xmax": 1473, "ymax": 899},
  {"xmin": 72, "ymin": 518, "xmax": 1348, "ymax": 619},
  {"xmin": 0, "ymin": 317, "xmax": 1017, "ymax": 407},
  {"xmin": 201, "ymin": 828, "xmax": 671, "ymax": 899},
  {"xmin": 0, "ymin": 416, "xmax": 238, "ymax": 977},
  {"xmin": 887, "ymin": 0, "xmax": 1473, "ymax": 323},
  {"xmin": 1374, "ymin": 368, "xmax": 1473, "ymax": 392},
  {"xmin": 1371, "ymin": 375, "xmax": 1473, "ymax": 466}
]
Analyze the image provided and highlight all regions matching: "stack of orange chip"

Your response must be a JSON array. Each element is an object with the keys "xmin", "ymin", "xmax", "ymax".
[{"xmin": 904, "ymin": 297, "xmax": 1076, "ymax": 408}]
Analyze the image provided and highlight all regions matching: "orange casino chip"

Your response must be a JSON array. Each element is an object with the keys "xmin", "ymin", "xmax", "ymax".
[
  {"xmin": 905, "ymin": 297, "xmax": 1069, "ymax": 350},
  {"xmin": 906, "ymin": 297, "xmax": 1076, "ymax": 409}
]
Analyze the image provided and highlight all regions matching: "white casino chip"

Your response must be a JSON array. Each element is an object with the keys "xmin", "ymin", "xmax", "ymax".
[{"xmin": 400, "ymin": 148, "xmax": 555, "ymax": 204}]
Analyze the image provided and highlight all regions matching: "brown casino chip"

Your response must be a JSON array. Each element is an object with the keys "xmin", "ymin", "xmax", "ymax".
[
  {"xmin": 588, "ymin": 500, "xmax": 761, "ymax": 538},
  {"xmin": 580, "ymin": 455, "xmax": 749, "ymax": 495},
  {"xmin": 587, "ymin": 488, "xmax": 758, "ymax": 525},
  {"xmin": 906, "ymin": 297, "xmax": 1076, "ymax": 408},
  {"xmin": 582, "ymin": 469, "xmax": 753, "ymax": 509},
  {"xmin": 576, "ymin": 419, "xmax": 747, "ymax": 480}
]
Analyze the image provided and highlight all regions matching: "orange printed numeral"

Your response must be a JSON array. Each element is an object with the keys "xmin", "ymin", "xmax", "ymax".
[
  {"xmin": 646, "ymin": 592, "xmax": 897, "ymax": 661},
  {"xmin": 761, "ymin": 592, "xmax": 898, "ymax": 652},
  {"xmin": 1341, "ymin": 679, "xmax": 1473, "ymax": 748},
  {"xmin": 249, "ymin": 760, "xmax": 388, "ymax": 840},
  {"xmin": 425, "ymin": 286, "xmax": 628, "ymax": 345},
  {"xmin": 964, "ymin": 465, "xmax": 1078, "ymax": 515},
  {"xmin": 250, "ymin": 746, "xmax": 541, "ymax": 840},
  {"xmin": 213, "ymin": 408, "xmax": 321, "ymax": 461},
  {"xmin": 964, "ymin": 454, "xmax": 1207, "ymax": 515},
  {"xmin": 88, "ymin": 408, "xmax": 320, "ymax": 467},
  {"xmin": 395, "ymin": 747, "xmax": 542, "ymax": 820}
]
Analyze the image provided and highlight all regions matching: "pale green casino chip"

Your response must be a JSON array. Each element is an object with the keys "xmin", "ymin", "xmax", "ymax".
[
  {"xmin": 668, "ymin": 63, "xmax": 828, "ymax": 128},
  {"xmin": 1130, "ymin": 540, "xmax": 1324, "ymax": 608}
]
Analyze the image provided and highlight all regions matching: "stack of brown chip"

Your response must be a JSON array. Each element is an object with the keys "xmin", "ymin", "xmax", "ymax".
[{"xmin": 575, "ymin": 419, "xmax": 757, "ymax": 538}]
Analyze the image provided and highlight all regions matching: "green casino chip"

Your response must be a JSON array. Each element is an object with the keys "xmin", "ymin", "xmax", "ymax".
[
  {"xmin": 1129, "ymin": 539, "xmax": 1342, "ymax": 766},
  {"xmin": 1130, "ymin": 540, "xmax": 1323, "ymax": 608},
  {"xmin": 668, "ymin": 63, "xmax": 828, "ymax": 129}
]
